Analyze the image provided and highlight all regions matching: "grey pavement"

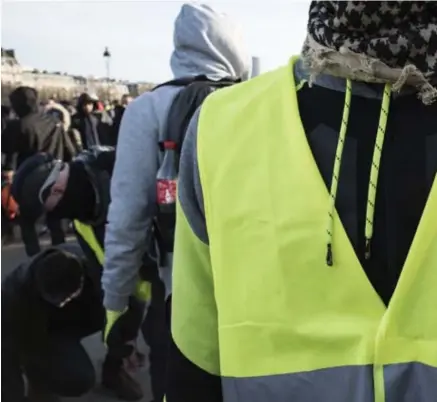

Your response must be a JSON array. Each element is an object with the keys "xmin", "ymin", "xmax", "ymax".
[{"xmin": 1, "ymin": 235, "xmax": 153, "ymax": 402}]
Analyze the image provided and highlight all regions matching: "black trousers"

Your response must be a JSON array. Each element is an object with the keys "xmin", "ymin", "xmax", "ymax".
[
  {"xmin": 142, "ymin": 276, "xmax": 171, "ymax": 402},
  {"xmin": 2, "ymin": 333, "xmax": 95, "ymax": 402},
  {"xmin": 18, "ymin": 214, "xmax": 65, "ymax": 257}
]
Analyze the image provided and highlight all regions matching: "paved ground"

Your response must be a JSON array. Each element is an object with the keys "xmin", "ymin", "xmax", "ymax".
[{"xmin": 1, "ymin": 234, "xmax": 153, "ymax": 402}]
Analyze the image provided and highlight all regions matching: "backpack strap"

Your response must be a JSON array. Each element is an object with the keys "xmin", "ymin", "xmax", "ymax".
[
  {"xmin": 157, "ymin": 75, "xmax": 239, "ymax": 151},
  {"xmin": 152, "ymin": 76, "xmax": 201, "ymax": 91},
  {"xmin": 153, "ymin": 75, "xmax": 240, "ymax": 92},
  {"xmin": 153, "ymin": 75, "xmax": 240, "ymax": 255}
]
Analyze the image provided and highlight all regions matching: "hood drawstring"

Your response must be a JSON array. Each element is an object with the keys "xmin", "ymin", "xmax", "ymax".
[
  {"xmin": 326, "ymin": 79, "xmax": 351, "ymax": 266},
  {"xmin": 326, "ymin": 81, "xmax": 391, "ymax": 267},
  {"xmin": 364, "ymin": 84, "xmax": 391, "ymax": 260}
]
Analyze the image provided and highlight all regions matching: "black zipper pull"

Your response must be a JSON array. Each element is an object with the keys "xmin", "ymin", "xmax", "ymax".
[{"xmin": 365, "ymin": 238, "xmax": 371, "ymax": 260}]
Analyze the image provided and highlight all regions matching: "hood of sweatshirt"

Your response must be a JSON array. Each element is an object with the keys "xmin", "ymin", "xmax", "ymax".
[
  {"xmin": 170, "ymin": 3, "xmax": 251, "ymax": 81},
  {"xmin": 9, "ymin": 86, "xmax": 39, "ymax": 118}
]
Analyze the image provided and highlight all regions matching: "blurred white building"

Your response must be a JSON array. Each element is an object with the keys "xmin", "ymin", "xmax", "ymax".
[
  {"xmin": 1, "ymin": 49, "xmax": 23, "ymax": 84},
  {"xmin": 1, "ymin": 48, "xmax": 131, "ymax": 102}
]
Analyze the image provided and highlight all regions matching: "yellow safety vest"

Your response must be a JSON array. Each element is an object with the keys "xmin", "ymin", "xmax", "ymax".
[
  {"xmin": 73, "ymin": 220, "xmax": 151, "ymax": 302},
  {"xmin": 197, "ymin": 58, "xmax": 437, "ymax": 401}
]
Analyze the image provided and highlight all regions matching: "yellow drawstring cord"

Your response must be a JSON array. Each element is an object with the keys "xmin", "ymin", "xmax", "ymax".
[
  {"xmin": 365, "ymin": 84, "xmax": 391, "ymax": 259},
  {"xmin": 326, "ymin": 82, "xmax": 391, "ymax": 266},
  {"xmin": 326, "ymin": 79, "xmax": 352, "ymax": 266}
]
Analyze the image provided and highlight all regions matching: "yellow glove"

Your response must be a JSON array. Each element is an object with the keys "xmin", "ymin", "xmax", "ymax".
[
  {"xmin": 104, "ymin": 308, "xmax": 127, "ymax": 346},
  {"xmin": 135, "ymin": 280, "xmax": 152, "ymax": 302},
  {"xmin": 103, "ymin": 280, "xmax": 151, "ymax": 348}
]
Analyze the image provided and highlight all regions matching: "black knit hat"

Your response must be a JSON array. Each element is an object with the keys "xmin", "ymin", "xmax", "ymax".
[
  {"xmin": 33, "ymin": 248, "xmax": 84, "ymax": 306},
  {"xmin": 11, "ymin": 153, "xmax": 62, "ymax": 220}
]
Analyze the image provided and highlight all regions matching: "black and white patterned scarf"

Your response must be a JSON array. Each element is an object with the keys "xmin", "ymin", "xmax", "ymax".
[{"xmin": 302, "ymin": 1, "xmax": 437, "ymax": 104}]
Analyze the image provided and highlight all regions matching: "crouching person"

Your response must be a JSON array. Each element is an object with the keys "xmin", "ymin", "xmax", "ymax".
[
  {"xmin": 11, "ymin": 148, "xmax": 146, "ymax": 400},
  {"xmin": 1, "ymin": 244, "xmax": 102, "ymax": 402}
]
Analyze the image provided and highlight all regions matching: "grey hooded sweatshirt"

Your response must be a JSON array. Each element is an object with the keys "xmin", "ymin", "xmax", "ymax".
[{"xmin": 102, "ymin": 3, "xmax": 250, "ymax": 311}]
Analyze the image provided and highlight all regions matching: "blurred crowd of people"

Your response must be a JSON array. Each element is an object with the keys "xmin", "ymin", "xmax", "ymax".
[
  {"xmin": 1, "ymin": 90, "xmax": 133, "ymax": 249},
  {"xmin": 2, "ymin": 90, "xmax": 133, "ymax": 151}
]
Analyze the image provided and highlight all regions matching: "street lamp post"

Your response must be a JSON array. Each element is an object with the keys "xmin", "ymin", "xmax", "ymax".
[
  {"xmin": 251, "ymin": 56, "xmax": 261, "ymax": 78},
  {"xmin": 103, "ymin": 46, "xmax": 111, "ymax": 101}
]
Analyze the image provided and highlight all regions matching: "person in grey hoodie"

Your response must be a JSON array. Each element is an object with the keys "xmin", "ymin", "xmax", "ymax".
[{"xmin": 103, "ymin": 3, "xmax": 250, "ymax": 401}]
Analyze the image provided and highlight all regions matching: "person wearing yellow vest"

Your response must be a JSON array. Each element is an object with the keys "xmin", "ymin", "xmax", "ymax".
[
  {"xmin": 11, "ymin": 146, "xmax": 153, "ymax": 401},
  {"xmin": 167, "ymin": 2, "xmax": 437, "ymax": 401}
]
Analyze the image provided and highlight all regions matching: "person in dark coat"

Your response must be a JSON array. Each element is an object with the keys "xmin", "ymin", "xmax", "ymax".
[
  {"xmin": 2, "ymin": 87, "xmax": 68, "ymax": 169},
  {"xmin": 93, "ymin": 101, "xmax": 113, "ymax": 145},
  {"xmin": 11, "ymin": 148, "xmax": 149, "ymax": 401},
  {"xmin": 2, "ymin": 87, "xmax": 66, "ymax": 256},
  {"xmin": 110, "ymin": 94, "xmax": 133, "ymax": 147},
  {"xmin": 71, "ymin": 93, "xmax": 111, "ymax": 148},
  {"xmin": 1, "ymin": 244, "xmax": 103, "ymax": 402}
]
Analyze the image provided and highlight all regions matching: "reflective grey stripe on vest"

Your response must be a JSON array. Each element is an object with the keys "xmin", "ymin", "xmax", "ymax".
[
  {"xmin": 222, "ymin": 363, "xmax": 437, "ymax": 402},
  {"xmin": 384, "ymin": 362, "xmax": 437, "ymax": 402},
  {"xmin": 222, "ymin": 365, "xmax": 373, "ymax": 402}
]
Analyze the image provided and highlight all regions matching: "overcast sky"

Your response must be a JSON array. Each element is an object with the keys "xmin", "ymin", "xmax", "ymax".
[{"xmin": 1, "ymin": 0, "xmax": 310, "ymax": 82}]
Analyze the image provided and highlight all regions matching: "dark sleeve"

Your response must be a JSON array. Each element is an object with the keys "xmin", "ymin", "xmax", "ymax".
[
  {"xmin": 113, "ymin": 109, "xmax": 123, "ymax": 132},
  {"xmin": 166, "ymin": 108, "xmax": 222, "ymax": 402},
  {"xmin": 2, "ymin": 153, "xmax": 17, "ymax": 171},
  {"xmin": 75, "ymin": 273, "xmax": 105, "ymax": 337},
  {"xmin": 95, "ymin": 147, "xmax": 116, "ymax": 175},
  {"xmin": 1, "ymin": 269, "xmax": 48, "ymax": 353},
  {"xmin": 1, "ymin": 121, "xmax": 22, "ymax": 166},
  {"xmin": 110, "ymin": 111, "xmax": 123, "ymax": 147},
  {"xmin": 70, "ymin": 116, "xmax": 79, "ymax": 131},
  {"xmin": 97, "ymin": 114, "xmax": 113, "ymax": 146}
]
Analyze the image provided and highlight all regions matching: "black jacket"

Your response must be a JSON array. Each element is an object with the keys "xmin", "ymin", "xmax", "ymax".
[
  {"xmin": 109, "ymin": 105, "xmax": 126, "ymax": 146},
  {"xmin": 71, "ymin": 146, "xmax": 158, "ymax": 278},
  {"xmin": 1, "ymin": 243, "xmax": 104, "ymax": 355},
  {"xmin": 71, "ymin": 112, "xmax": 101, "ymax": 150},
  {"xmin": 71, "ymin": 95, "xmax": 112, "ymax": 148},
  {"xmin": 73, "ymin": 146, "xmax": 115, "ymax": 225},
  {"xmin": 2, "ymin": 87, "xmax": 68, "ymax": 170},
  {"xmin": 70, "ymin": 146, "xmax": 114, "ymax": 269}
]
